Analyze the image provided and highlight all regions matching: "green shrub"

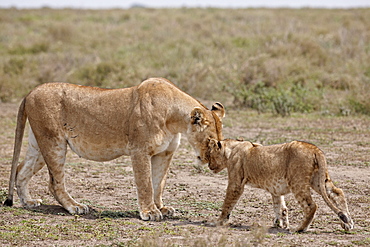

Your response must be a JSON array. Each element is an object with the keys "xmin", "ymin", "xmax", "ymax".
[{"xmin": 231, "ymin": 82, "xmax": 316, "ymax": 117}]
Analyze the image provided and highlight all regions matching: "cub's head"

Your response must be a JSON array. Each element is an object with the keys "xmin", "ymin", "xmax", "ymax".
[
  {"xmin": 206, "ymin": 138, "xmax": 227, "ymax": 173},
  {"xmin": 187, "ymin": 102, "xmax": 225, "ymax": 164}
]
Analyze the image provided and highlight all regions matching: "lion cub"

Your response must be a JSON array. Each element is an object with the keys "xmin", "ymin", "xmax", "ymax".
[{"xmin": 207, "ymin": 139, "xmax": 354, "ymax": 232}]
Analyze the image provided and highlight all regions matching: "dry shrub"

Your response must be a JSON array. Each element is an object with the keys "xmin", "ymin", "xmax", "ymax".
[
  {"xmin": 47, "ymin": 23, "xmax": 76, "ymax": 43},
  {"xmin": 0, "ymin": 8, "xmax": 369, "ymax": 115}
]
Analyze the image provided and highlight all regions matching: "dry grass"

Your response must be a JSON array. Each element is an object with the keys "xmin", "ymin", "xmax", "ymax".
[
  {"xmin": 0, "ymin": 106, "xmax": 369, "ymax": 246},
  {"xmin": 0, "ymin": 8, "xmax": 369, "ymax": 115}
]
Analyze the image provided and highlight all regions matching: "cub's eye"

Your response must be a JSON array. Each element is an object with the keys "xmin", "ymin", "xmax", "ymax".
[{"xmin": 197, "ymin": 156, "xmax": 202, "ymax": 160}]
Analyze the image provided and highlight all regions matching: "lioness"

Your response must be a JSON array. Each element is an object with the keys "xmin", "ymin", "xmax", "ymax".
[
  {"xmin": 207, "ymin": 139, "xmax": 354, "ymax": 232},
  {"xmin": 3, "ymin": 77, "xmax": 225, "ymax": 221}
]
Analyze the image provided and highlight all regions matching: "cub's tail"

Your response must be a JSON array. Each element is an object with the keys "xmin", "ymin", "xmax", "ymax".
[{"xmin": 315, "ymin": 151, "xmax": 354, "ymax": 230}]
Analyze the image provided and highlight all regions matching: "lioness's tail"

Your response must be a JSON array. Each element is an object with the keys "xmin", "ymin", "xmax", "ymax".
[
  {"xmin": 315, "ymin": 151, "xmax": 352, "ymax": 225},
  {"xmin": 3, "ymin": 98, "xmax": 27, "ymax": 207}
]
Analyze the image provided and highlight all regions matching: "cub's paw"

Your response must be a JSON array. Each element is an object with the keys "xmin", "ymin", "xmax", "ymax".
[
  {"xmin": 341, "ymin": 221, "xmax": 354, "ymax": 231},
  {"xmin": 140, "ymin": 208, "xmax": 163, "ymax": 221},
  {"xmin": 273, "ymin": 218, "xmax": 290, "ymax": 230},
  {"xmin": 66, "ymin": 203, "xmax": 89, "ymax": 215},
  {"xmin": 160, "ymin": 206, "xmax": 175, "ymax": 217},
  {"xmin": 21, "ymin": 199, "xmax": 43, "ymax": 208}
]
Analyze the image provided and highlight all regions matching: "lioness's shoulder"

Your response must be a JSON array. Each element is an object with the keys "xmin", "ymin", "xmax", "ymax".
[{"xmin": 138, "ymin": 77, "xmax": 175, "ymax": 89}]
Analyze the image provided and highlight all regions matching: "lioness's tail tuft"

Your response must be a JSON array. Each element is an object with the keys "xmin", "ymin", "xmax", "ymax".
[{"xmin": 3, "ymin": 198, "xmax": 13, "ymax": 207}]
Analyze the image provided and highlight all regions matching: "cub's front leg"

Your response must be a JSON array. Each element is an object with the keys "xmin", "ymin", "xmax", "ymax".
[
  {"xmin": 217, "ymin": 180, "xmax": 245, "ymax": 226},
  {"xmin": 272, "ymin": 195, "xmax": 290, "ymax": 230}
]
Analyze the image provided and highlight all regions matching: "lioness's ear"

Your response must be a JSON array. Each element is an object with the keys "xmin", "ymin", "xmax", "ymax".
[
  {"xmin": 211, "ymin": 102, "xmax": 225, "ymax": 119},
  {"xmin": 191, "ymin": 107, "xmax": 209, "ymax": 132}
]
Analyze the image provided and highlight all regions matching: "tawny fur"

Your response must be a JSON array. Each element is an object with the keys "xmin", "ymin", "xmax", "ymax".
[
  {"xmin": 207, "ymin": 139, "xmax": 354, "ymax": 232},
  {"xmin": 4, "ymin": 78, "xmax": 225, "ymax": 221}
]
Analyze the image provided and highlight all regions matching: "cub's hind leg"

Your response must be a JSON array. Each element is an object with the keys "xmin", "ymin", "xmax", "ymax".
[
  {"xmin": 292, "ymin": 186, "xmax": 317, "ymax": 232},
  {"xmin": 16, "ymin": 128, "xmax": 45, "ymax": 208},
  {"xmin": 272, "ymin": 195, "xmax": 290, "ymax": 230}
]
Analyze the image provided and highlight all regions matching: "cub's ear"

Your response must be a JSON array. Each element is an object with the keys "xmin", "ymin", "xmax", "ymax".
[
  {"xmin": 211, "ymin": 102, "xmax": 225, "ymax": 119},
  {"xmin": 209, "ymin": 138, "xmax": 222, "ymax": 150},
  {"xmin": 217, "ymin": 140, "xmax": 222, "ymax": 149},
  {"xmin": 191, "ymin": 107, "xmax": 209, "ymax": 132}
]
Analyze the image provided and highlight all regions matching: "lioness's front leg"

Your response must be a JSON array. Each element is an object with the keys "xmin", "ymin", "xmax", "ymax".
[
  {"xmin": 151, "ymin": 152, "xmax": 175, "ymax": 216},
  {"xmin": 151, "ymin": 134, "xmax": 180, "ymax": 217},
  {"xmin": 217, "ymin": 180, "xmax": 245, "ymax": 226},
  {"xmin": 131, "ymin": 153, "xmax": 162, "ymax": 221}
]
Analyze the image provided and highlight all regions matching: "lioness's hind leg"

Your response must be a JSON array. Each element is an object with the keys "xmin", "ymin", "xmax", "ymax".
[
  {"xmin": 16, "ymin": 154, "xmax": 45, "ymax": 208},
  {"xmin": 292, "ymin": 188, "xmax": 317, "ymax": 232},
  {"xmin": 43, "ymin": 139, "xmax": 88, "ymax": 215},
  {"xmin": 272, "ymin": 195, "xmax": 289, "ymax": 230},
  {"xmin": 16, "ymin": 129, "xmax": 45, "ymax": 208}
]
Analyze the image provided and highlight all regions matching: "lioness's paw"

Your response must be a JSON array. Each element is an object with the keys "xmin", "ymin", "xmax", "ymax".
[
  {"xmin": 140, "ymin": 208, "xmax": 163, "ymax": 221},
  {"xmin": 273, "ymin": 218, "xmax": 283, "ymax": 228},
  {"xmin": 66, "ymin": 203, "xmax": 89, "ymax": 215},
  {"xmin": 292, "ymin": 226, "xmax": 308, "ymax": 233},
  {"xmin": 160, "ymin": 206, "xmax": 175, "ymax": 217},
  {"xmin": 21, "ymin": 199, "xmax": 43, "ymax": 208},
  {"xmin": 216, "ymin": 219, "xmax": 228, "ymax": 226}
]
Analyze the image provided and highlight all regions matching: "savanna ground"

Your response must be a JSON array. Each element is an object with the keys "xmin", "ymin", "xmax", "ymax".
[
  {"xmin": 0, "ymin": 103, "xmax": 369, "ymax": 246},
  {"xmin": 0, "ymin": 7, "xmax": 370, "ymax": 247}
]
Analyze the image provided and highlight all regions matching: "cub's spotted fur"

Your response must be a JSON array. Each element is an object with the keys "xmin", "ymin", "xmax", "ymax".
[{"xmin": 207, "ymin": 139, "xmax": 353, "ymax": 232}]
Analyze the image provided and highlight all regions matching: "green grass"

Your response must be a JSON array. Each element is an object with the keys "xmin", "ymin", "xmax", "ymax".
[{"xmin": 0, "ymin": 8, "xmax": 369, "ymax": 116}]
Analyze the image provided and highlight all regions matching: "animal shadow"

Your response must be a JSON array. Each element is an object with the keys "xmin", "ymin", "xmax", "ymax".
[{"xmin": 28, "ymin": 205, "xmax": 141, "ymax": 220}]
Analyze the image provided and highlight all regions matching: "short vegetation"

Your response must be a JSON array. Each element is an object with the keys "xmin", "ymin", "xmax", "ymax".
[{"xmin": 0, "ymin": 7, "xmax": 369, "ymax": 116}]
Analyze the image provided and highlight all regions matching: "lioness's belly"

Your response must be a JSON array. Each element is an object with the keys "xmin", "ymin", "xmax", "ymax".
[{"xmin": 67, "ymin": 137, "xmax": 129, "ymax": 162}]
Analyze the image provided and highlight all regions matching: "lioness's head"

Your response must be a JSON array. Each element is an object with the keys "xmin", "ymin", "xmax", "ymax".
[{"xmin": 187, "ymin": 102, "xmax": 225, "ymax": 164}]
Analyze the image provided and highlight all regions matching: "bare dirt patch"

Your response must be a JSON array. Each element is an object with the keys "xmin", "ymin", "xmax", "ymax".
[{"xmin": 0, "ymin": 103, "xmax": 369, "ymax": 246}]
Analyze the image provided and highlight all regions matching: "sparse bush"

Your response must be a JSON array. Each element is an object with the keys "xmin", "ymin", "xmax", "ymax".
[
  {"xmin": 0, "ymin": 8, "xmax": 369, "ymax": 115},
  {"xmin": 231, "ymin": 82, "xmax": 316, "ymax": 117},
  {"xmin": 8, "ymin": 42, "xmax": 49, "ymax": 55},
  {"xmin": 348, "ymin": 97, "xmax": 370, "ymax": 115},
  {"xmin": 47, "ymin": 23, "xmax": 76, "ymax": 43}
]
